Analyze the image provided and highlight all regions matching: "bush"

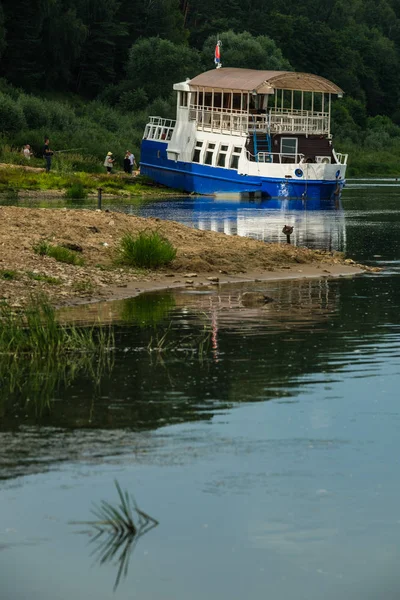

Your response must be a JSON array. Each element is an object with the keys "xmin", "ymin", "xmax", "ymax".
[
  {"xmin": 18, "ymin": 94, "xmax": 49, "ymax": 128},
  {"xmin": 0, "ymin": 92, "xmax": 27, "ymax": 133},
  {"xmin": 64, "ymin": 181, "xmax": 88, "ymax": 199},
  {"xmin": 116, "ymin": 231, "xmax": 176, "ymax": 269},
  {"xmin": 33, "ymin": 240, "xmax": 85, "ymax": 266}
]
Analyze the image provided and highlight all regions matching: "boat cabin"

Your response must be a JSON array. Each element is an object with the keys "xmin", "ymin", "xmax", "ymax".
[{"xmin": 144, "ymin": 68, "xmax": 346, "ymax": 167}]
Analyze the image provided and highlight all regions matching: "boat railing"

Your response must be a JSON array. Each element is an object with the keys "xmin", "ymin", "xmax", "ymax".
[
  {"xmin": 269, "ymin": 111, "xmax": 329, "ymax": 135},
  {"xmin": 189, "ymin": 106, "xmax": 249, "ymax": 136},
  {"xmin": 246, "ymin": 150, "xmax": 306, "ymax": 164},
  {"xmin": 189, "ymin": 105, "xmax": 330, "ymax": 136},
  {"xmin": 333, "ymin": 151, "xmax": 348, "ymax": 165},
  {"xmin": 143, "ymin": 117, "xmax": 176, "ymax": 141}
]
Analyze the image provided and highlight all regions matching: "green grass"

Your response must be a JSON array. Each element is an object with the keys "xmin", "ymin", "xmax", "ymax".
[
  {"xmin": 116, "ymin": 231, "xmax": 176, "ymax": 269},
  {"xmin": 33, "ymin": 240, "xmax": 85, "ymax": 266},
  {"xmin": 64, "ymin": 181, "xmax": 88, "ymax": 199},
  {"xmin": 0, "ymin": 269, "xmax": 18, "ymax": 280},
  {"xmin": 0, "ymin": 295, "xmax": 113, "ymax": 355},
  {"xmin": 73, "ymin": 480, "xmax": 158, "ymax": 591},
  {"xmin": 26, "ymin": 271, "xmax": 62, "ymax": 285},
  {"xmin": 0, "ymin": 165, "xmax": 178, "ymax": 197},
  {"xmin": 0, "ymin": 295, "xmax": 114, "ymax": 416},
  {"xmin": 72, "ymin": 280, "xmax": 95, "ymax": 294}
]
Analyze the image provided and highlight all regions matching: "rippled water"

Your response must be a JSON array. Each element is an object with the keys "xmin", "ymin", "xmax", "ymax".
[{"xmin": 1, "ymin": 184, "xmax": 400, "ymax": 599}]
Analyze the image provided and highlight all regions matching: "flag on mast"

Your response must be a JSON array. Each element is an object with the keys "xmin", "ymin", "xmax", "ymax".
[{"xmin": 214, "ymin": 40, "xmax": 222, "ymax": 69}]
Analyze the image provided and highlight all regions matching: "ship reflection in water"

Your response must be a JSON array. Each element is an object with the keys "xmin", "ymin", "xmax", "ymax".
[
  {"xmin": 133, "ymin": 196, "xmax": 346, "ymax": 254},
  {"xmin": 193, "ymin": 197, "xmax": 346, "ymax": 253}
]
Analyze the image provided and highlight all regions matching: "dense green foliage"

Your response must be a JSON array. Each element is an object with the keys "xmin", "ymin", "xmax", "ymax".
[
  {"xmin": 2, "ymin": 0, "xmax": 400, "ymax": 173},
  {"xmin": 0, "ymin": 295, "xmax": 111, "ymax": 354},
  {"xmin": 116, "ymin": 231, "xmax": 177, "ymax": 268},
  {"xmin": 33, "ymin": 241, "xmax": 85, "ymax": 266}
]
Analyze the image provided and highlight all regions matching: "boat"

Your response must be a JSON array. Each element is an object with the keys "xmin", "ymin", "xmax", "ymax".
[{"xmin": 140, "ymin": 67, "xmax": 347, "ymax": 200}]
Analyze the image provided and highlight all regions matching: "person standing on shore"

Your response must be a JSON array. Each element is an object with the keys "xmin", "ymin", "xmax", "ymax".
[
  {"xmin": 43, "ymin": 138, "xmax": 53, "ymax": 172},
  {"xmin": 123, "ymin": 151, "xmax": 131, "ymax": 174},
  {"xmin": 23, "ymin": 144, "xmax": 33, "ymax": 160},
  {"xmin": 104, "ymin": 152, "xmax": 115, "ymax": 174},
  {"xmin": 128, "ymin": 151, "xmax": 136, "ymax": 175}
]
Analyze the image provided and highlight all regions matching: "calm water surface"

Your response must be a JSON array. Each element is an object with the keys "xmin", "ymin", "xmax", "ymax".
[{"xmin": 1, "ymin": 184, "xmax": 400, "ymax": 599}]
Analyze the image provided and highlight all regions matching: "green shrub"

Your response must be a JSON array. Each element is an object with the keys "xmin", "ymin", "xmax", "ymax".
[
  {"xmin": 26, "ymin": 271, "xmax": 62, "ymax": 285},
  {"xmin": 0, "ymin": 92, "xmax": 27, "ymax": 133},
  {"xmin": 0, "ymin": 269, "xmax": 18, "ymax": 280},
  {"xmin": 33, "ymin": 240, "xmax": 85, "ymax": 266},
  {"xmin": 0, "ymin": 295, "xmax": 113, "ymax": 355},
  {"xmin": 18, "ymin": 94, "xmax": 49, "ymax": 129},
  {"xmin": 116, "ymin": 231, "xmax": 176, "ymax": 269},
  {"xmin": 65, "ymin": 181, "xmax": 88, "ymax": 199}
]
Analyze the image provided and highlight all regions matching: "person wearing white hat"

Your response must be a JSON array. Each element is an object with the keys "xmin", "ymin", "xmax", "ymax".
[{"xmin": 103, "ymin": 151, "xmax": 115, "ymax": 174}]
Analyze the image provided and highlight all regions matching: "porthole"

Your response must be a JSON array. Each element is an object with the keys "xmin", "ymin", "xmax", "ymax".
[{"xmin": 295, "ymin": 168, "xmax": 303, "ymax": 177}]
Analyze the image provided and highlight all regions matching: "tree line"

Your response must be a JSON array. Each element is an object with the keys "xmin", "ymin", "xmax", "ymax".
[
  {"xmin": 1, "ymin": 0, "xmax": 400, "ymax": 173},
  {"xmin": 1, "ymin": 0, "xmax": 400, "ymax": 117}
]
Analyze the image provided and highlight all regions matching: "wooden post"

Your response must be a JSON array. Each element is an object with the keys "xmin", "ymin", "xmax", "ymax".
[{"xmin": 282, "ymin": 225, "xmax": 293, "ymax": 244}]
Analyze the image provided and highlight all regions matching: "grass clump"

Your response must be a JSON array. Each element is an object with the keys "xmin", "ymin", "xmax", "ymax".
[
  {"xmin": 33, "ymin": 240, "xmax": 84, "ymax": 266},
  {"xmin": 0, "ymin": 269, "xmax": 18, "ymax": 280},
  {"xmin": 64, "ymin": 181, "xmax": 88, "ymax": 199},
  {"xmin": 0, "ymin": 295, "xmax": 113, "ymax": 355},
  {"xmin": 74, "ymin": 480, "xmax": 158, "ymax": 591},
  {"xmin": 26, "ymin": 271, "xmax": 62, "ymax": 285},
  {"xmin": 72, "ymin": 280, "xmax": 94, "ymax": 294},
  {"xmin": 116, "ymin": 231, "xmax": 176, "ymax": 269}
]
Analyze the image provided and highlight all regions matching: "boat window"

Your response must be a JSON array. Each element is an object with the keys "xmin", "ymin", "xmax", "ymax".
[
  {"xmin": 217, "ymin": 144, "xmax": 229, "ymax": 167},
  {"xmin": 204, "ymin": 142, "xmax": 216, "ymax": 165},
  {"xmin": 192, "ymin": 141, "xmax": 203, "ymax": 163},
  {"xmin": 229, "ymin": 146, "xmax": 242, "ymax": 169},
  {"xmin": 230, "ymin": 155, "xmax": 239, "ymax": 169},
  {"xmin": 180, "ymin": 91, "xmax": 189, "ymax": 107},
  {"xmin": 280, "ymin": 137, "xmax": 298, "ymax": 160}
]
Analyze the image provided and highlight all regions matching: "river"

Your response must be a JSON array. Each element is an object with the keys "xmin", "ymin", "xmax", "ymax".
[{"xmin": 1, "ymin": 183, "xmax": 400, "ymax": 599}]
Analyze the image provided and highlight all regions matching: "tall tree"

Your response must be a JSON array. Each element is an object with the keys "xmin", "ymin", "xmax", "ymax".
[
  {"xmin": 114, "ymin": 0, "xmax": 188, "ymax": 79},
  {"xmin": 0, "ymin": 0, "xmax": 44, "ymax": 89},
  {"xmin": 40, "ymin": 0, "xmax": 87, "ymax": 89},
  {"xmin": 201, "ymin": 30, "xmax": 292, "ymax": 72},
  {"xmin": 0, "ymin": 4, "xmax": 6, "ymax": 59},
  {"xmin": 74, "ymin": 0, "xmax": 127, "ymax": 96},
  {"xmin": 125, "ymin": 37, "xmax": 201, "ymax": 99}
]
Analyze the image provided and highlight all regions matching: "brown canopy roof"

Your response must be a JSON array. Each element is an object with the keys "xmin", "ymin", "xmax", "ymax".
[{"xmin": 189, "ymin": 68, "xmax": 343, "ymax": 94}]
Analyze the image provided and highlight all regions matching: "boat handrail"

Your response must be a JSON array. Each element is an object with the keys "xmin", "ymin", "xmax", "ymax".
[
  {"xmin": 270, "ymin": 107, "xmax": 329, "ymax": 118},
  {"xmin": 148, "ymin": 116, "xmax": 177, "ymax": 128},
  {"xmin": 189, "ymin": 104, "xmax": 248, "ymax": 116},
  {"xmin": 189, "ymin": 107, "xmax": 330, "ymax": 136},
  {"xmin": 333, "ymin": 151, "xmax": 348, "ymax": 165},
  {"xmin": 143, "ymin": 116, "xmax": 176, "ymax": 141},
  {"xmin": 246, "ymin": 150, "xmax": 306, "ymax": 164}
]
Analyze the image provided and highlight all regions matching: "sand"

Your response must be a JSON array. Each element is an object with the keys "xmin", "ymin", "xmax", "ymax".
[{"xmin": 0, "ymin": 206, "xmax": 372, "ymax": 307}]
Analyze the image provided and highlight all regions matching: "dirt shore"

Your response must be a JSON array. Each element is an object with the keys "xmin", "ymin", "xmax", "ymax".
[{"xmin": 0, "ymin": 206, "xmax": 371, "ymax": 307}]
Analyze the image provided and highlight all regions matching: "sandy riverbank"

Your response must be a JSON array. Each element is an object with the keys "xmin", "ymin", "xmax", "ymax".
[{"xmin": 0, "ymin": 206, "xmax": 373, "ymax": 307}]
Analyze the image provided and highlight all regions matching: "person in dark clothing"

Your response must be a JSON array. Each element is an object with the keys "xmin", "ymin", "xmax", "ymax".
[
  {"xmin": 123, "ymin": 151, "xmax": 131, "ymax": 174},
  {"xmin": 43, "ymin": 138, "xmax": 53, "ymax": 173}
]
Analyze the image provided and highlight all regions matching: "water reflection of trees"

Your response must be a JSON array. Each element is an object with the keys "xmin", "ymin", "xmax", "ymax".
[{"xmin": 1, "ymin": 274, "xmax": 399, "ymax": 478}]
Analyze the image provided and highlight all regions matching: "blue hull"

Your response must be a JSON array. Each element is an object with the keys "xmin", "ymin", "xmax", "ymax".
[{"xmin": 140, "ymin": 140, "xmax": 343, "ymax": 201}]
